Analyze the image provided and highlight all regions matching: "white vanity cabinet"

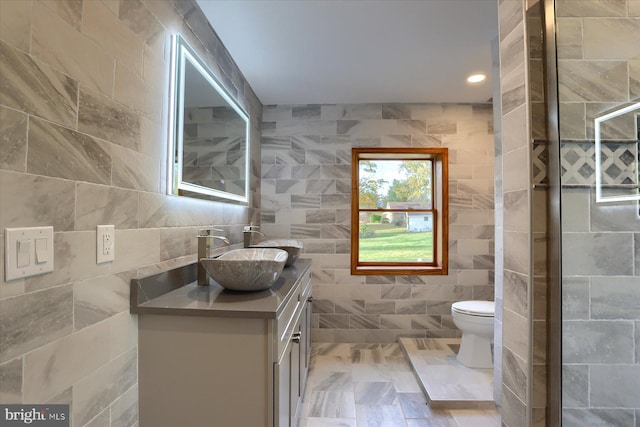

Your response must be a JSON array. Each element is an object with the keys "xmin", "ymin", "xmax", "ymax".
[
  {"xmin": 134, "ymin": 260, "xmax": 312, "ymax": 427},
  {"xmin": 275, "ymin": 282, "xmax": 312, "ymax": 427}
]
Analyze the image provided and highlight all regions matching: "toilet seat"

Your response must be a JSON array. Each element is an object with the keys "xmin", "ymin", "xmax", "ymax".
[{"xmin": 451, "ymin": 300, "xmax": 494, "ymax": 317}]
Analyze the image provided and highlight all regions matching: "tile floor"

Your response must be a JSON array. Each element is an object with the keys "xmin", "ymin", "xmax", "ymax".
[{"xmin": 299, "ymin": 343, "xmax": 501, "ymax": 427}]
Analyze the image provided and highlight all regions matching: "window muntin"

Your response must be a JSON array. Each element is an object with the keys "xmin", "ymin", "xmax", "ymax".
[{"xmin": 351, "ymin": 148, "xmax": 448, "ymax": 275}]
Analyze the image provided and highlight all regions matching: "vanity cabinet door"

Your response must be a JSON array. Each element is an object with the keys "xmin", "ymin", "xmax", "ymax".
[
  {"xmin": 274, "ymin": 268, "xmax": 312, "ymax": 427},
  {"xmin": 275, "ymin": 342, "xmax": 291, "ymax": 427},
  {"xmin": 275, "ymin": 317, "xmax": 303, "ymax": 427},
  {"xmin": 290, "ymin": 319, "xmax": 302, "ymax": 424},
  {"xmin": 299, "ymin": 300, "xmax": 310, "ymax": 397},
  {"xmin": 305, "ymin": 295, "xmax": 312, "ymax": 368}
]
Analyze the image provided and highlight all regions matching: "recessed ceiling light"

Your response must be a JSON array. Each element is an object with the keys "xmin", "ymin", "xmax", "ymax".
[{"xmin": 467, "ymin": 74, "xmax": 486, "ymax": 84}]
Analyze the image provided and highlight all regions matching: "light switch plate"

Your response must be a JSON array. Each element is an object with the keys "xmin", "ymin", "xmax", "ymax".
[{"xmin": 5, "ymin": 226, "xmax": 54, "ymax": 281}]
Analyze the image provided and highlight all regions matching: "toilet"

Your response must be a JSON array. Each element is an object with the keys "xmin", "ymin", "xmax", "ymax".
[{"xmin": 451, "ymin": 300, "xmax": 495, "ymax": 369}]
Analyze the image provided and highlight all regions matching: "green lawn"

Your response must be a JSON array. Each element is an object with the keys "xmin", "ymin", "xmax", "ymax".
[{"xmin": 359, "ymin": 224, "xmax": 433, "ymax": 262}]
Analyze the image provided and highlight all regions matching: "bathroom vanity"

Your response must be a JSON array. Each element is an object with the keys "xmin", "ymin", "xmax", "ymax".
[{"xmin": 131, "ymin": 259, "xmax": 312, "ymax": 427}]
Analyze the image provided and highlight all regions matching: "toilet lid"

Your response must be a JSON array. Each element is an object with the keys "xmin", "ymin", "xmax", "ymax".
[{"xmin": 452, "ymin": 300, "xmax": 495, "ymax": 317}]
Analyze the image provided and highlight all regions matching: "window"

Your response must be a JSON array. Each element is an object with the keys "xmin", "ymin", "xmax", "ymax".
[{"xmin": 351, "ymin": 147, "xmax": 448, "ymax": 275}]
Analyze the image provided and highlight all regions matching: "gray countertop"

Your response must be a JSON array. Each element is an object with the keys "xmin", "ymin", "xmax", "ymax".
[{"xmin": 131, "ymin": 258, "xmax": 311, "ymax": 319}]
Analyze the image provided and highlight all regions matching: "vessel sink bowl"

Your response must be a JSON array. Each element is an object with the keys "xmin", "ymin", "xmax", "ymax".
[
  {"xmin": 200, "ymin": 248, "xmax": 288, "ymax": 291},
  {"xmin": 251, "ymin": 239, "xmax": 303, "ymax": 266}
]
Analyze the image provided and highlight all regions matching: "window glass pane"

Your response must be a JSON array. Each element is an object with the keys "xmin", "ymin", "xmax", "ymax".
[
  {"xmin": 358, "ymin": 159, "xmax": 432, "ymax": 210},
  {"xmin": 358, "ymin": 212, "xmax": 434, "ymax": 263}
]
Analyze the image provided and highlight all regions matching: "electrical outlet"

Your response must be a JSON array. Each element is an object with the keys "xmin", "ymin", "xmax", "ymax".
[
  {"xmin": 103, "ymin": 233, "xmax": 112, "ymax": 255},
  {"xmin": 97, "ymin": 225, "xmax": 115, "ymax": 263}
]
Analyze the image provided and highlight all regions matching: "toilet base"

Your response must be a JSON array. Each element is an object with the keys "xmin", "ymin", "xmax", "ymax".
[{"xmin": 456, "ymin": 333, "xmax": 493, "ymax": 369}]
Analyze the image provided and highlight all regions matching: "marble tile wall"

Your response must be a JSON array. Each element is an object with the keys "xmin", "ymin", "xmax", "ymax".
[
  {"xmin": 556, "ymin": 0, "xmax": 640, "ymax": 425},
  {"xmin": 497, "ymin": 0, "xmax": 534, "ymax": 426},
  {"xmin": 0, "ymin": 1, "xmax": 262, "ymax": 426},
  {"xmin": 260, "ymin": 103, "xmax": 495, "ymax": 344}
]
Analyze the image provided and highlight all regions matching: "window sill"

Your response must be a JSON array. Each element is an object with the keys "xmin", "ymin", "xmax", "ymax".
[{"xmin": 351, "ymin": 265, "xmax": 448, "ymax": 276}]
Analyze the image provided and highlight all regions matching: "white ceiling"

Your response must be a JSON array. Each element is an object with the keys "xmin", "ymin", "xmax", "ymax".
[{"xmin": 196, "ymin": 0, "xmax": 498, "ymax": 106}]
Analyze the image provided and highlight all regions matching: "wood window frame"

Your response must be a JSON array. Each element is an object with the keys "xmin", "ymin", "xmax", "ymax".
[{"xmin": 351, "ymin": 147, "xmax": 448, "ymax": 276}]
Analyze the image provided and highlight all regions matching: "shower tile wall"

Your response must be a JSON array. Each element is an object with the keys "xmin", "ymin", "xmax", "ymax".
[
  {"xmin": 0, "ymin": 1, "xmax": 262, "ymax": 425},
  {"xmin": 260, "ymin": 103, "xmax": 495, "ymax": 343},
  {"xmin": 556, "ymin": 0, "xmax": 640, "ymax": 425},
  {"xmin": 497, "ymin": 0, "xmax": 534, "ymax": 426}
]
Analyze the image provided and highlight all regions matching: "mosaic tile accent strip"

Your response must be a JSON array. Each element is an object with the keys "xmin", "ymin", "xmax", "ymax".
[
  {"xmin": 532, "ymin": 141, "xmax": 547, "ymax": 186},
  {"xmin": 556, "ymin": 141, "xmax": 639, "ymax": 187},
  {"xmin": 599, "ymin": 142, "xmax": 638, "ymax": 186},
  {"xmin": 533, "ymin": 138, "xmax": 639, "ymax": 188},
  {"xmin": 560, "ymin": 142, "xmax": 596, "ymax": 186}
]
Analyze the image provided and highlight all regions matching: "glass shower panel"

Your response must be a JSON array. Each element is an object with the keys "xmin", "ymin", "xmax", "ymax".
[{"xmin": 556, "ymin": 0, "xmax": 640, "ymax": 424}]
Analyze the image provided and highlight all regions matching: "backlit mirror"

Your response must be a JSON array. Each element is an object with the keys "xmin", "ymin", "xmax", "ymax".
[
  {"xmin": 593, "ymin": 102, "xmax": 640, "ymax": 203},
  {"xmin": 168, "ymin": 34, "xmax": 250, "ymax": 204}
]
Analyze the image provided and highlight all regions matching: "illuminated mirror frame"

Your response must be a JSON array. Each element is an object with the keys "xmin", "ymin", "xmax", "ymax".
[
  {"xmin": 594, "ymin": 102, "xmax": 640, "ymax": 203},
  {"xmin": 168, "ymin": 34, "xmax": 250, "ymax": 204}
]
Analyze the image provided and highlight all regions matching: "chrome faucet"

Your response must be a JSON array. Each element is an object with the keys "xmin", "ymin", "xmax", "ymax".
[
  {"xmin": 243, "ymin": 223, "xmax": 265, "ymax": 248},
  {"xmin": 197, "ymin": 228, "xmax": 230, "ymax": 286}
]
